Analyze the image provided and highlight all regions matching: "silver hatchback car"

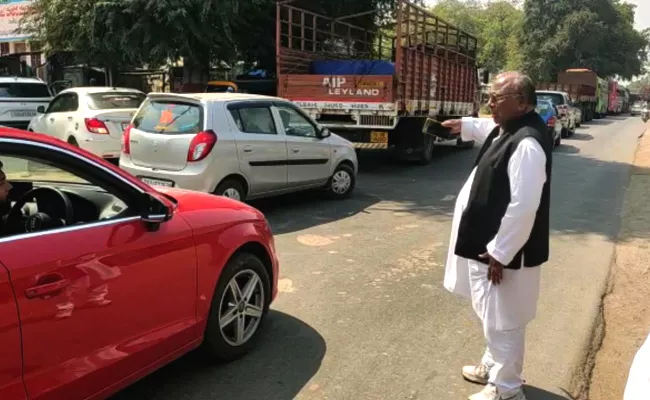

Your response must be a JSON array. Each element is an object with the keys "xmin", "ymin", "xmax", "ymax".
[{"xmin": 119, "ymin": 93, "xmax": 359, "ymax": 201}]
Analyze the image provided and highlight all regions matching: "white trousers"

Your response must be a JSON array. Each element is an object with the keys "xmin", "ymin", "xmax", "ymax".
[
  {"xmin": 469, "ymin": 259, "xmax": 539, "ymax": 393},
  {"xmin": 481, "ymin": 327, "xmax": 526, "ymax": 393}
]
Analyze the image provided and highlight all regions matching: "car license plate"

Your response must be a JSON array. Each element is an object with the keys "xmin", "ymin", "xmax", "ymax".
[
  {"xmin": 11, "ymin": 110, "xmax": 37, "ymax": 118},
  {"xmin": 140, "ymin": 177, "xmax": 174, "ymax": 188},
  {"xmin": 370, "ymin": 131, "xmax": 388, "ymax": 143}
]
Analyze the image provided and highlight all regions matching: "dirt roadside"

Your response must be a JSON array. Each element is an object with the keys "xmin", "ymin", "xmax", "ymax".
[{"xmin": 587, "ymin": 126, "xmax": 650, "ymax": 400}]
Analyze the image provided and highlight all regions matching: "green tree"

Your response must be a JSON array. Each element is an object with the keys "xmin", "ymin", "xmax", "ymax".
[
  {"xmin": 520, "ymin": 0, "xmax": 649, "ymax": 81},
  {"xmin": 430, "ymin": 0, "xmax": 524, "ymax": 73}
]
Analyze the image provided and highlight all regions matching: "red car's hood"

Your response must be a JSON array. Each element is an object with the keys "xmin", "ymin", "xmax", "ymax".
[{"xmin": 153, "ymin": 187, "xmax": 264, "ymax": 219}]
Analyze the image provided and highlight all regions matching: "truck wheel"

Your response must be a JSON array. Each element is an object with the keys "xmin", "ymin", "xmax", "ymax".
[{"xmin": 418, "ymin": 135, "xmax": 435, "ymax": 165}]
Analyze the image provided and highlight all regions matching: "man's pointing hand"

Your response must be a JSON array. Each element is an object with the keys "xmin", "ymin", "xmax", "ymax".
[{"xmin": 441, "ymin": 119, "xmax": 462, "ymax": 134}]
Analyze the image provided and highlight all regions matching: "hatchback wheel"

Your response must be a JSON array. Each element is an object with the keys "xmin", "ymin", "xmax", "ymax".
[
  {"xmin": 215, "ymin": 180, "xmax": 245, "ymax": 201},
  {"xmin": 326, "ymin": 164, "xmax": 355, "ymax": 199},
  {"xmin": 202, "ymin": 252, "xmax": 271, "ymax": 362}
]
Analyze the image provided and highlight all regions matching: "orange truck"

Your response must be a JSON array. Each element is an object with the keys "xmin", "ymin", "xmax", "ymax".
[{"xmin": 276, "ymin": 0, "xmax": 481, "ymax": 164}]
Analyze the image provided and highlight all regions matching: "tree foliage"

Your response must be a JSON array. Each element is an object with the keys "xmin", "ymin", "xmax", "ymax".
[
  {"xmin": 520, "ymin": 0, "xmax": 649, "ymax": 81},
  {"xmin": 20, "ymin": 0, "xmax": 650, "ymax": 83},
  {"xmin": 430, "ymin": 0, "xmax": 524, "ymax": 73}
]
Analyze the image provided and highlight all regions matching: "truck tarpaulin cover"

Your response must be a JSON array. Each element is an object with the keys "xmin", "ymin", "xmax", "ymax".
[{"xmin": 311, "ymin": 60, "xmax": 396, "ymax": 76}]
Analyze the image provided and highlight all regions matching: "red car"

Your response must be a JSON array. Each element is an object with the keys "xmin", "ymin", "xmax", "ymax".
[{"xmin": 0, "ymin": 128, "xmax": 279, "ymax": 400}]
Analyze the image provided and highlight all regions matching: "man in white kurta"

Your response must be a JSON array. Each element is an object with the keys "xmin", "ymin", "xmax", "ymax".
[{"xmin": 442, "ymin": 72, "xmax": 548, "ymax": 400}]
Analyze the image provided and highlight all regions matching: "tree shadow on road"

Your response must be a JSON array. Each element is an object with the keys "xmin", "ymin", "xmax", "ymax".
[
  {"xmin": 554, "ymin": 144, "xmax": 581, "ymax": 155},
  {"xmin": 587, "ymin": 119, "xmax": 614, "ymax": 126},
  {"xmin": 110, "ymin": 311, "xmax": 326, "ymax": 400},
  {"xmin": 570, "ymin": 132, "xmax": 593, "ymax": 141}
]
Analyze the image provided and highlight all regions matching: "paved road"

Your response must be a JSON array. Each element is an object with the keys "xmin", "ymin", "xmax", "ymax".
[{"xmin": 112, "ymin": 116, "xmax": 645, "ymax": 400}]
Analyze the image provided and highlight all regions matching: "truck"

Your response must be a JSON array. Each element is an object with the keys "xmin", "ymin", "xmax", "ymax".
[
  {"xmin": 537, "ymin": 69, "xmax": 598, "ymax": 123},
  {"xmin": 608, "ymin": 80, "xmax": 621, "ymax": 114},
  {"xmin": 595, "ymin": 77, "xmax": 609, "ymax": 119},
  {"xmin": 618, "ymin": 86, "xmax": 630, "ymax": 114},
  {"xmin": 276, "ymin": 0, "xmax": 481, "ymax": 165}
]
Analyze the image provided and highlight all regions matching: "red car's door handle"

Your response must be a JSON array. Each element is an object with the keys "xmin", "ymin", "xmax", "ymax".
[{"xmin": 25, "ymin": 276, "xmax": 71, "ymax": 299}]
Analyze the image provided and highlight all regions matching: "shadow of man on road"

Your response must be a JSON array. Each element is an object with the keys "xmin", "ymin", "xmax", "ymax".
[{"xmin": 524, "ymin": 385, "xmax": 575, "ymax": 400}]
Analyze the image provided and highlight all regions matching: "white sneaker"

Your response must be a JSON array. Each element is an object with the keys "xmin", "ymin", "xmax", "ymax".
[
  {"xmin": 462, "ymin": 363, "xmax": 490, "ymax": 385},
  {"xmin": 468, "ymin": 384, "xmax": 527, "ymax": 400}
]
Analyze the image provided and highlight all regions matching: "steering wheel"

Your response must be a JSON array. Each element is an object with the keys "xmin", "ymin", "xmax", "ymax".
[{"xmin": 6, "ymin": 187, "xmax": 74, "ymax": 234}]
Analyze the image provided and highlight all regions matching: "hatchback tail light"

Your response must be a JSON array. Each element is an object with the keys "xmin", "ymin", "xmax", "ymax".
[
  {"xmin": 85, "ymin": 118, "xmax": 109, "ymax": 134},
  {"xmin": 187, "ymin": 130, "xmax": 217, "ymax": 162},
  {"xmin": 547, "ymin": 116, "xmax": 556, "ymax": 127},
  {"xmin": 122, "ymin": 124, "xmax": 132, "ymax": 155}
]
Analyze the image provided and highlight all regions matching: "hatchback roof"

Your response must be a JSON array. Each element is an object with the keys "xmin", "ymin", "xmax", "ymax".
[
  {"xmin": 147, "ymin": 92, "xmax": 284, "ymax": 103},
  {"xmin": 536, "ymin": 90, "xmax": 568, "ymax": 95},
  {"xmin": 59, "ymin": 86, "xmax": 145, "ymax": 95}
]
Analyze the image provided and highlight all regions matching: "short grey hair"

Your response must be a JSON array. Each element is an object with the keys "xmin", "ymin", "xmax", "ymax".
[{"xmin": 496, "ymin": 71, "xmax": 537, "ymax": 107}]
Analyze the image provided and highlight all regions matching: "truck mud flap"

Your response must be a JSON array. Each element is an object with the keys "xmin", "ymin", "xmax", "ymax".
[{"xmin": 422, "ymin": 118, "xmax": 454, "ymax": 140}]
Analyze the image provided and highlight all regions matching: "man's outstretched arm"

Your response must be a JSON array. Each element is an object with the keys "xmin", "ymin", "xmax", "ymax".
[{"xmin": 442, "ymin": 118, "xmax": 498, "ymax": 145}]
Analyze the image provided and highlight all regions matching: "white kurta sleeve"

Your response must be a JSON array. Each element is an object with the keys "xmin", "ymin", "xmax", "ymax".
[
  {"xmin": 486, "ymin": 137, "xmax": 547, "ymax": 265},
  {"xmin": 460, "ymin": 117, "xmax": 498, "ymax": 144}
]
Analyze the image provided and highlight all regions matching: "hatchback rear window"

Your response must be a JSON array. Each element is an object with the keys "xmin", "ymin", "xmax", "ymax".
[
  {"xmin": 536, "ymin": 102, "xmax": 552, "ymax": 113},
  {"xmin": 88, "ymin": 92, "xmax": 145, "ymax": 110},
  {"xmin": 133, "ymin": 100, "xmax": 203, "ymax": 134},
  {"xmin": 0, "ymin": 83, "xmax": 51, "ymax": 98},
  {"xmin": 537, "ymin": 93, "xmax": 565, "ymax": 106}
]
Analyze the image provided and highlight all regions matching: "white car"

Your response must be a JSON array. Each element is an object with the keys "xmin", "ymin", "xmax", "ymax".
[
  {"xmin": 631, "ymin": 102, "xmax": 645, "ymax": 116},
  {"xmin": 28, "ymin": 87, "xmax": 146, "ymax": 160},
  {"xmin": 119, "ymin": 92, "xmax": 359, "ymax": 201},
  {"xmin": 0, "ymin": 76, "xmax": 52, "ymax": 130},
  {"xmin": 536, "ymin": 90, "xmax": 578, "ymax": 137}
]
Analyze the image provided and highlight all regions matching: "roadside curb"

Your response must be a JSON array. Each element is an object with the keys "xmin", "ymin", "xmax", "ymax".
[{"xmin": 576, "ymin": 124, "xmax": 650, "ymax": 400}]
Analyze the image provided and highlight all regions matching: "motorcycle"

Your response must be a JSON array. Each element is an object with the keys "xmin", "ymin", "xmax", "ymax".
[{"xmin": 642, "ymin": 108, "xmax": 649, "ymax": 123}]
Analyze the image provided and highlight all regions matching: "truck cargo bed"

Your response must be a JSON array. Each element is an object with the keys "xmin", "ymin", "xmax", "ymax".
[{"xmin": 276, "ymin": 0, "xmax": 480, "ymax": 119}]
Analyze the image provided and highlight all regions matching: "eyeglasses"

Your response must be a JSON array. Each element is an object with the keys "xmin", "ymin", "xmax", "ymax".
[{"xmin": 488, "ymin": 92, "xmax": 521, "ymax": 102}]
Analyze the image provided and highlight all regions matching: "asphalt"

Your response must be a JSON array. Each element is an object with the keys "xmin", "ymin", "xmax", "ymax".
[{"xmin": 111, "ymin": 115, "xmax": 646, "ymax": 400}]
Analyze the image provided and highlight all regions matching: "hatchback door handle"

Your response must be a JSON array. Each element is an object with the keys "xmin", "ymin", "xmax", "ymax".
[
  {"xmin": 243, "ymin": 146, "xmax": 253, "ymax": 153},
  {"xmin": 49, "ymin": 118, "xmax": 55, "ymax": 123},
  {"xmin": 25, "ymin": 274, "xmax": 70, "ymax": 299},
  {"xmin": 292, "ymin": 146, "xmax": 300, "ymax": 153},
  {"xmin": 67, "ymin": 117, "xmax": 73, "ymax": 121}
]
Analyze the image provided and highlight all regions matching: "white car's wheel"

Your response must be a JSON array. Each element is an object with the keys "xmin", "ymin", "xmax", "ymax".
[
  {"xmin": 214, "ymin": 180, "xmax": 246, "ymax": 201},
  {"xmin": 325, "ymin": 164, "xmax": 355, "ymax": 199}
]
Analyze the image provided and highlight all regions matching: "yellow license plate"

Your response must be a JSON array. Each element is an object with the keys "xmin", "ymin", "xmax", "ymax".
[{"xmin": 370, "ymin": 131, "xmax": 388, "ymax": 143}]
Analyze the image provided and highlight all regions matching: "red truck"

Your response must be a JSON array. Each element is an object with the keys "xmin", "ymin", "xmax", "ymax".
[
  {"xmin": 608, "ymin": 80, "xmax": 621, "ymax": 114},
  {"xmin": 276, "ymin": 0, "xmax": 481, "ymax": 164}
]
